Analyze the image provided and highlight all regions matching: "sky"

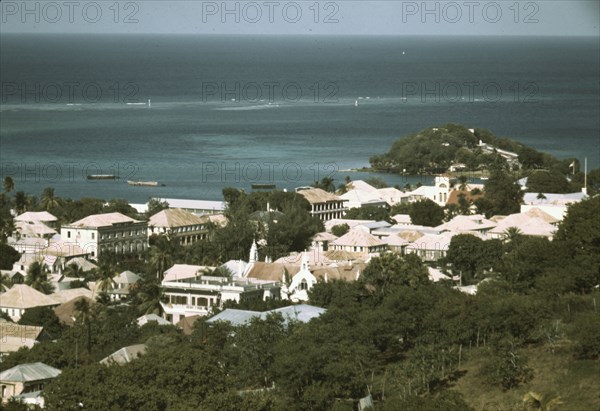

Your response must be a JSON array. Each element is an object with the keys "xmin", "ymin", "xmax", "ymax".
[{"xmin": 0, "ymin": 0, "xmax": 598, "ymax": 36}]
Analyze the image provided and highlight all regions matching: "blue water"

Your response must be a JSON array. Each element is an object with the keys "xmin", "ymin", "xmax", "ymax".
[{"xmin": 1, "ymin": 34, "xmax": 598, "ymax": 202}]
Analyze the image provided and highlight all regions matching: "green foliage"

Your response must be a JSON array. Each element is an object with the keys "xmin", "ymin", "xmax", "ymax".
[
  {"xmin": 0, "ymin": 243, "xmax": 20, "ymax": 269},
  {"xmin": 409, "ymin": 199, "xmax": 444, "ymax": 227},
  {"xmin": 344, "ymin": 205, "xmax": 391, "ymax": 222},
  {"xmin": 475, "ymin": 170, "xmax": 523, "ymax": 217},
  {"xmin": 146, "ymin": 197, "xmax": 169, "ymax": 217},
  {"xmin": 25, "ymin": 261, "xmax": 54, "ymax": 294},
  {"xmin": 480, "ymin": 339, "xmax": 533, "ymax": 390},
  {"xmin": 360, "ymin": 253, "xmax": 430, "ymax": 304},
  {"xmin": 364, "ymin": 177, "xmax": 389, "ymax": 188},
  {"xmin": 18, "ymin": 306, "xmax": 64, "ymax": 338},
  {"xmin": 312, "ymin": 176, "xmax": 336, "ymax": 192},
  {"xmin": 554, "ymin": 196, "xmax": 600, "ymax": 292},
  {"xmin": 569, "ymin": 312, "xmax": 600, "ymax": 360},
  {"xmin": 526, "ymin": 170, "xmax": 572, "ymax": 194},
  {"xmin": 331, "ymin": 223, "xmax": 350, "ymax": 237}
]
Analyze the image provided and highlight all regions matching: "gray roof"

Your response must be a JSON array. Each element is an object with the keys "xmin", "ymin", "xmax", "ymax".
[
  {"xmin": 137, "ymin": 313, "xmax": 171, "ymax": 326},
  {"xmin": 0, "ymin": 362, "xmax": 61, "ymax": 382},
  {"xmin": 114, "ymin": 270, "xmax": 142, "ymax": 285},
  {"xmin": 100, "ymin": 344, "xmax": 147, "ymax": 365},
  {"xmin": 206, "ymin": 309, "xmax": 260, "ymax": 326},
  {"xmin": 206, "ymin": 304, "xmax": 326, "ymax": 327},
  {"xmin": 359, "ymin": 221, "xmax": 392, "ymax": 230}
]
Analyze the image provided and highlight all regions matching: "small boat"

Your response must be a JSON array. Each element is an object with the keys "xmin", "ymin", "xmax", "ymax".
[
  {"xmin": 354, "ymin": 100, "xmax": 358, "ymax": 107},
  {"xmin": 87, "ymin": 174, "xmax": 118, "ymax": 180},
  {"xmin": 128, "ymin": 180, "xmax": 159, "ymax": 187}
]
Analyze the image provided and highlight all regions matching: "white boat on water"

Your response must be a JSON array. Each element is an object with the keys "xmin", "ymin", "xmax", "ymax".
[{"xmin": 127, "ymin": 180, "xmax": 159, "ymax": 187}]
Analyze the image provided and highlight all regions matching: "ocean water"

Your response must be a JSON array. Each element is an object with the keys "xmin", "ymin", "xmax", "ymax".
[{"xmin": 0, "ymin": 34, "xmax": 598, "ymax": 202}]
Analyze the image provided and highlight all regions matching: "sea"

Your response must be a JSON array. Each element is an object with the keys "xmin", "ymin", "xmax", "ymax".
[{"xmin": 1, "ymin": 34, "xmax": 598, "ymax": 202}]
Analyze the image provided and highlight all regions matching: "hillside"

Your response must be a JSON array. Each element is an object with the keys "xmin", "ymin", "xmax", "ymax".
[{"xmin": 369, "ymin": 124, "xmax": 574, "ymax": 175}]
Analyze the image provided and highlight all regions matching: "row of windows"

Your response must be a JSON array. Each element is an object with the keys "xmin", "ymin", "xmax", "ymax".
[{"xmin": 101, "ymin": 230, "xmax": 144, "ymax": 240}]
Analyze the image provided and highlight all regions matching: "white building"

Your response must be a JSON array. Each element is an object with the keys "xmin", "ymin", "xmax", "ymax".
[
  {"xmin": 521, "ymin": 192, "xmax": 587, "ymax": 221},
  {"xmin": 148, "ymin": 208, "xmax": 210, "ymax": 245},
  {"xmin": 297, "ymin": 188, "xmax": 348, "ymax": 221},
  {"xmin": 60, "ymin": 212, "xmax": 147, "ymax": 259},
  {"xmin": 161, "ymin": 273, "xmax": 280, "ymax": 324}
]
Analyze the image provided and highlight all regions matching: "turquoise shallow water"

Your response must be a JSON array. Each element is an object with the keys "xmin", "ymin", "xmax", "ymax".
[{"xmin": 1, "ymin": 35, "xmax": 598, "ymax": 201}]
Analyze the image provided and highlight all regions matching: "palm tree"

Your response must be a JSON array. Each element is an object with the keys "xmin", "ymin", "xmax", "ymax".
[
  {"xmin": 74, "ymin": 298, "xmax": 94, "ymax": 363},
  {"xmin": 94, "ymin": 262, "xmax": 116, "ymax": 293},
  {"xmin": 39, "ymin": 187, "xmax": 60, "ymax": 211},
  {"xmin": 133, "ymin": 280, "xmax": 165, "ymax": 315},
  {"xmin": 63, "ymin": 262, "xmax": 85, "ymax": 279},
  {"xmin": 3, "ymin": 177, "xmax": 15, "ymax": 194},
  {"xmin": 14, "ymin": 191, "xmax": 27, "ymax": 214},
  {"xmin": 0, "ymin": 273, "xmax": 12, "ymax": 292},
  {"xmin": 504, "ymin": 226, "xmax": 523, "ymax": 243},
  {"xmin": 149, "ymin": 235, "xmax": 176, "ymax": 280},
  {"xmin": 25, "ymin": 261, "xmax": 54, "ymax": 294}
]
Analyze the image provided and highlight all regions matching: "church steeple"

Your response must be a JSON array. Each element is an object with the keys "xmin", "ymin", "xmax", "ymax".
[
  {"xmin": 301, "ymin": 251, "xmax": 309, "ymax": 272},
  {"xmin": 249, "ymin": 240, "xmax": 258, "ymax": 264}
]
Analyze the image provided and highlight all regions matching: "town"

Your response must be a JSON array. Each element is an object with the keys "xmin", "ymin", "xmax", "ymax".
[{"xmin": 0, "ymin": 126, "xmax": 598, "ymax": 410}]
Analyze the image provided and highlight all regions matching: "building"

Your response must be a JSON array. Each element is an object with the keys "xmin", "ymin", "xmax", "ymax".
[
  {"xmin": 206, "ymin": 304, "xmax": 326, "ymax": 327},
  {"xmin": 15, "ymin": 212, "xmax": 58, "ymax": 229},
  {"xmin": 296, "ymin": 188, "xmax": 347, "ymax": 221},
  {"xmin": 521, "ymin": 192, "xmax": 587, "ymax": 220},
  {"xmin": 131, "ymin": 198, "xmax": 226, "ymax": 216},
  {"xmin": 340, "ymin": 181, "xmax": 389, "ymax": 209},
  {"xmin": 0, "ymin": 285, "xmax": 59, "ymax": 321},
  {"xmin": 488, "ymin": 212, "xmax": 557, "ymax": 240},
  {"xmin": 477, "ymin": 139, "xmax": 520, "ymax": 168},
  {"xmin": 108, "ymin": 270, "xmax": 142, "ymax": 301},
  {"xmin": 148, "ymin": 208, "xmax": 211, "ymax": 245},
  {"xmin": 100, "ymin": 344, "xmax": 147, "ymax": 366},
  {"xmin": 0, "ymin": 321, "xmax": 44, "ymax": 362},
  {"xmin": 60, "ymin": 212, "xmax": 147, "ymax": 259},
  {"xmin": 161, "ymin": 274, "xmax": 281, "ymax": 324},
  {"xmin": 436, "ymin": 214, "xmax": 496, "ymax": 234},
  {"xmin": 0, "ymin": 362, "xmax": 61, "ymax": 407},
  {"xmin": 330, "ymin": 228, "xmax": 388, "ymax": 255},
  {"xmin": 409, "ymin": 175, "xmax": 452, "ymax": 206},
  {"xmin": 0, "ymin": 270, "xmax": 24, "ymax": 290}
]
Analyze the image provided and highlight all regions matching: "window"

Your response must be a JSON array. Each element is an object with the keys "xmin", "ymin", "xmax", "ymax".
[
  {"xmin": 300, "ymin": 279, "xmax": 308, "ymax": 291},
  {"xmin": 67, "ymin": 231, "xmax": 71, "ymax": 238},
  {"xmin": 91, "ymin": 233, "xmax": 95, "ymax": 240}
]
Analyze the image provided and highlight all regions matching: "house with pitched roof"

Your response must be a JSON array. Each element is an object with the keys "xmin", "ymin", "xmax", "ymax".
[
  {"xmin": 296, "ymin": 188, "xmax": 348, "ymax": 221},
  {"xmin": 0, "ymin": 285, "xmax": 59, "ymax": 321},
  {"xmin": 436, "ymin": 214, "xmax": 496, "ymax": 235},
  {"xmin": 330, "ymin": 228, "xmax": 387, "ymax": 255},
  {"xmin": 0, "ymin": 362, "xmax": 61, "ymax": 407},
  {"xmin": 521, "ymin": 192, "xmax": 587, "ymax": 220},
  {"xmin": 60, "ymin": 212, "xmax": 147, "ymax": 259},
  {"xmin": 489, "ymin": 211, "xmax": 557, "ymax": 240},
  {"xmin": 108, "ymin": 270, "xmax": 142, "ymax": 301},
  {"xmin": 206, "ymin": 304, "xmax": 326, "ymax": 327},
  {"xmin": 148, "ymin": 208, "xmax": 210, "ymax": 245},
  {"xmin": 0, "ymin": 321, "xmax": 44, "ymax": 361},
  {"xmin": 15, "ymin": 212, "xmax": 58, "ymax": 228},
  {"xmin": 100, "ymin": 344, "xmax": 147, "ymax": 366}
]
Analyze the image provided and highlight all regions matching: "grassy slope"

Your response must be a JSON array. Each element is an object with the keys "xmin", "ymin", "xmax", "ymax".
[{"xmin": 451, "ymin": 343, "xmax": 600, "ymax": 411}]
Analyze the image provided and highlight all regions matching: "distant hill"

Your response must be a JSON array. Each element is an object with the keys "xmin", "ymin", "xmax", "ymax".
[{"xmin": 369, "ymin": 124, "xmax": 573, "ymax": 175}]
